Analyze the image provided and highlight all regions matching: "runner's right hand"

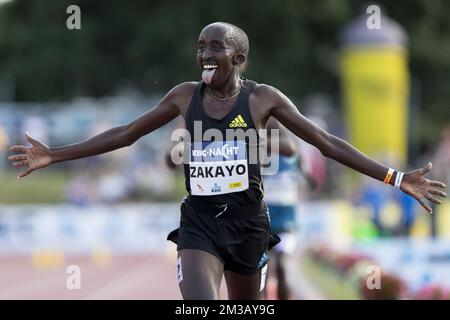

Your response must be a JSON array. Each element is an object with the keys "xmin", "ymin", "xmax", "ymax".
[{"xmin": 8, "ymin": 132, "xmax": 53, "ymax": 178}]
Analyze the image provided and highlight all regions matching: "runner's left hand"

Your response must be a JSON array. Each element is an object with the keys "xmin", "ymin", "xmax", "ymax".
[{"xmin": 400, "ymin": 163, "xmax": 447, "ymax": 214}]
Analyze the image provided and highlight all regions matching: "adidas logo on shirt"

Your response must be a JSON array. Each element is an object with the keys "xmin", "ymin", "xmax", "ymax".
[{"xmin": 229, "ymin": 115, "xmax": 248, "ymax": 128}]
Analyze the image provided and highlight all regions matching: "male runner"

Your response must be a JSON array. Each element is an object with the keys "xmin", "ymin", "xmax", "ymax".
[{"xmin": 8, "ymin": 22, "xmax": 447, "ymax": 300}]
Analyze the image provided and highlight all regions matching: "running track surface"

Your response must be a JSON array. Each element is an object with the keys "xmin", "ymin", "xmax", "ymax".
[
  {"xmin": 0, "ymin": 253, "xmax": 303, "ymax": 300},
  {"xmin": 0, "ymin": 253, "xmax": 190, "ymax": 300},
  {"xmin": 0, "ymin": 253, "xmax": 268, "ymax": 300}
]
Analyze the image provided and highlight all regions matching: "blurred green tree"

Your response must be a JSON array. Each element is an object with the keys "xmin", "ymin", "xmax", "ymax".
[{"xmin": 0, "ymin": 0, "xmax": 449, "ymax": 143}]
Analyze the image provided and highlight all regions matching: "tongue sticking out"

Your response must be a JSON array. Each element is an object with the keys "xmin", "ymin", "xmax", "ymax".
[{"xmin": 202, "ymin": 69, "xmax": 216, "ymax": 84}]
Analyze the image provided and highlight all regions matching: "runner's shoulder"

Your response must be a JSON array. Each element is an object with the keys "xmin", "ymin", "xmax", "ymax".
[
  {"xmin": 164, "ymin": 81, "xmax": 198, "ymax": 111},
  {"xmin": 251, "ymin": 83, "xmax": 284, "ymax": 105},
  {"xmin": 170, "ymin": 81, "xmax": 198, "ymax": 98},
  {"xmin": 163, "ymin": 82, "xmax": 198, "ymax": 115}
]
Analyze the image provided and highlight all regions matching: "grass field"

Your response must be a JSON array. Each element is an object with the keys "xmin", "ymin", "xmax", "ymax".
[
  {"xmin": 0, "ymin": 169, "xmax": 188, "ymax": 204},
  {"xmin": 0, "ymin": 170, "xmax": 69, "ymax": 204}
]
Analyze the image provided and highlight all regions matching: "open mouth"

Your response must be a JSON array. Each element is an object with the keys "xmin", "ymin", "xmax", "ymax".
[
  {"xmin": 202, "ymin": 64, "xmax": 218, "ymax": 84},
  {"xmin": 203, "ymin": 64, "xmax": 219, "ymax": 70}
]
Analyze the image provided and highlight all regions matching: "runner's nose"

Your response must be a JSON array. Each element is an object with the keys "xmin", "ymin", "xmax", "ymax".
[{"xmin": 202, "ymin": 47, "xmax": 213, "ymax": 61}]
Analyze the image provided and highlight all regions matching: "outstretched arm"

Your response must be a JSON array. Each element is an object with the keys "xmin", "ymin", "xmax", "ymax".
[
  {"xmin": 266, "ymin": 117, "xmax": 298, "ymax": 157},
  {"xmin": 262, "ymin": 85, "xmax": 447, "ymax": 213},
  {"xmin": 8, "ymin": 82, "xmax": 194, "ymax": 178}
]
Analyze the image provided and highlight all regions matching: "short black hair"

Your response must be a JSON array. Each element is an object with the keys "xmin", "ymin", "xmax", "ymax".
[{"xmin": 203, "ymin": 22, "xmax": 249, "ymax": 61}]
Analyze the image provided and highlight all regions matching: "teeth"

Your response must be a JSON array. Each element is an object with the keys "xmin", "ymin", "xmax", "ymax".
[{"xmin": 203, "ymin": 64, "xmax": 218, "ymax": 69}]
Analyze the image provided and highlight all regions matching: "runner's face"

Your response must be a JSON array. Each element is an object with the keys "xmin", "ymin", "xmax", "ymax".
[{"xmin": 197, "ymin": 25, "xmax": 238, "ymax": 88}]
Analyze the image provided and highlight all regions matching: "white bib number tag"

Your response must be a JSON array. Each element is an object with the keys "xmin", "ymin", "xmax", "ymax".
[{"xmin": 189, "ymin": 141, "xmax": 249, "ymax": 196}]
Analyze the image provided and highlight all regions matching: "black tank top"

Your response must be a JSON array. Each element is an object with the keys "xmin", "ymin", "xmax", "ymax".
[{"xmin": 183, "ymin": 79, "xmax": 263, "ymax": 207}]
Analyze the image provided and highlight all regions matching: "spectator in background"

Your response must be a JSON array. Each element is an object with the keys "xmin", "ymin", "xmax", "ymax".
[{"xmin": 262, "ymin": 118, "xmax": 301, "ymax": 300}]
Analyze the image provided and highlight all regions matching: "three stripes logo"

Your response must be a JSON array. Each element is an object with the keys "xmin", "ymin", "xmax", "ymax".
[{"xmin": 229, "ymin": 114, "xmax": 248, "ymax": 128}]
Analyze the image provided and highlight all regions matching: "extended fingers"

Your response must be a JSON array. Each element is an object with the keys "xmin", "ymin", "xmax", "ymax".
[
  {"xmin": 430, "ymin": 180, "xmax": 447, "ymax": 189},
  {"xmin": 18, "ymin": 168, "xmax": 33, "ymax": 178},
  {"xmin": 425, "ymin": 193, "xmax": 442, "ymax": 205},
  {"xmin": 417, "ymin": 198, "xmax": 433, "ymax": 214},
  {"xmin": 8, "ymin": 154, "xmax": 28, "ymax": 161},
  {"xmin": 428, "ymin": 188, "xmax": 447, "ymax": 198},
  {"xmin": 12, "ymin": 160, "xmax": 29, "ymax": 167},
  {"xmin": 9, "ymin": 145, "xmax": 28, "ymax": 153}
]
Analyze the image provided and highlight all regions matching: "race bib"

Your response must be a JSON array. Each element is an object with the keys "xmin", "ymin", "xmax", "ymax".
[{"xmin": 189, "ymin": 140, "xmax": 249, "ymax": 196}]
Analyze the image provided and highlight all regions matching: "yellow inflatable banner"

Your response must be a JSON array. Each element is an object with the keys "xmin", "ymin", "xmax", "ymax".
[{"xmin": 341, "ymin": 46, "xmax": 409, "ymax": 164}]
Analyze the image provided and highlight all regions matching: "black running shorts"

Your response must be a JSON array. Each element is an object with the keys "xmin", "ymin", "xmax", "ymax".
[{"xmin": 167, "ymin": 197, "xmax": 280, "ymax": 275}]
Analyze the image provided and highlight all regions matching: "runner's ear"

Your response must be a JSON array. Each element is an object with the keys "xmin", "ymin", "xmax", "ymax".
[{"xmin": 233, "ymin": 53, "xmax": 245, "ymax": 66}]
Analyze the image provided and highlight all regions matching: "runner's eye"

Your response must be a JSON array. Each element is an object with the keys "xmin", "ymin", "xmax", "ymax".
[{"xmin": 212, "ymin": 45, "xmax": 224, "ymax": 52}]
